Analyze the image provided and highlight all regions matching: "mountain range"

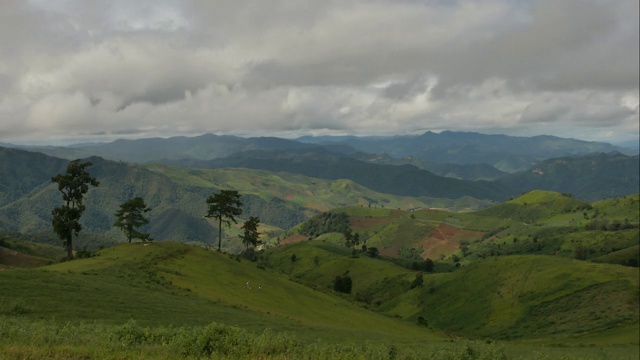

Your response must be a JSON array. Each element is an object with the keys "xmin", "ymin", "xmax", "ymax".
[
  {"xmin": 8, "ymin": 131, "xmax": 635, "ymax": 171},
  {"xmin": 0, "ymin": 131, "xmax": 638, "ymax": 248}
]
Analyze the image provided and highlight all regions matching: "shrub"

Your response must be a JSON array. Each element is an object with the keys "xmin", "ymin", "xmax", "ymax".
[{"xmin": 333, "ymin": 275, "xmax": 352, "ymax": 294}]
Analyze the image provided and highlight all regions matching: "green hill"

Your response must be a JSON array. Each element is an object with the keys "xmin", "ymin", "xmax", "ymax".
[
  {"xmin": 476, "ymin": 190, "xmax": 593, "ymax": 224},
  {"xmin": 2, "ymin": 237, "xmax": 639, "ymax": 358},
  {"xmin": 278, "ymin": 191, "xmax": 639, "ymax": 272},
  {"xmin": 0, "ymin": 242, "xmax": 443, "ymax": 346},
  {"xmin": 262, "ymin": 241, "xmax": 639, "ymax": 343}
]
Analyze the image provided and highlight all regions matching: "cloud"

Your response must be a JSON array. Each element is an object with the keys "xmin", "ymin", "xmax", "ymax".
[{"xmin": 0, "ymin": 0, "xmax": 637, "ymax": 144}]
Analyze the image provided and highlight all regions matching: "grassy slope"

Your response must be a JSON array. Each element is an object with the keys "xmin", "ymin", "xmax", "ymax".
[
  {"xmin": 0, "ymin": 234, "xmax": 65, "ymax": 268},
  {"xmin": 264, "ymin": 241, "xmax": 639, "ymax": 345},
  {"xmin": 280, "ymin": 191, "xmax": 639, "ymax": 265},
  {"xmin": 0, "ymin": 241, "xmax": 444, "ymax": 348},
  {"xmin": 395, "ymin": 255, "xmax": 639, "ymax": 340}
]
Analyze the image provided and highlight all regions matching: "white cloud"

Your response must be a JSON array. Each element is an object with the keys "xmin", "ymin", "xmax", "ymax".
[{"xmin": 0, "ymin": 0, "xmax": 637, "ymax": 144}]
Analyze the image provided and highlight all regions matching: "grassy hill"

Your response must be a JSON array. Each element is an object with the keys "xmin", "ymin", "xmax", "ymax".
[
  {"xmin": 0, "ymin": 233, "xmax": 64, "ymax": 269},
  {"xmin": 1, "ymin": 241, "xmax": 454, "ymax": 359},
  {"xmin": 262, "ymin": 241, "xmax": 639, "ymax": 346},
  {"xmin": 2, "ymin": 241, "xmax": 638, "ymax": 359}
]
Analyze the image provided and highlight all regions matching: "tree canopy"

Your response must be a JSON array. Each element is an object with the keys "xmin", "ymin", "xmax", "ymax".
[
  {"xmin": 114, "ymin": 197, "xmax": 152, "ymax": 243},
  {"xmin": 51, "ymin": 159, "xmax": 99, "ymax": 260},
  {"xmin": 205, "ymin": 189, "xmax": 242, "ymax": 252},
  {"xmin": 239, "ymin": 216, "xmax": 261, "ymax": 250}
]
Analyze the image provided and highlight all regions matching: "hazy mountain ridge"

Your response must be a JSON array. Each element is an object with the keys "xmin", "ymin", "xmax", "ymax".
[
  {"xmin": 9, "ymin": 134, "xmax": 341, "ymax": 163},
  {"xmin": 298, "ymin": 131, "xmax": 637, "ymax": 172},
  {"xmin": 5, "ymin": 131, "xmax": 635, "ymax": 174},
  {"xmin": 497, "ymin": 153, "xmax": 640, "ymax": 201},
  {"xmin": 188, "ymin": 149, "xmax": 508, "ymax": 201},
  {"xmin": 0, "ymin": 144, "xmax": 638, "ymax": 249}
]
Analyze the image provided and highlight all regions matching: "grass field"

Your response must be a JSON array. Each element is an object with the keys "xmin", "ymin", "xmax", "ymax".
[{"xmin": 1, "ymin": 240, "xmax": 639, "ymax": 358}]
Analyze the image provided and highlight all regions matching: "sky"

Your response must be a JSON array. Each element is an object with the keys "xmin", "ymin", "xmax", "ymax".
[{"xmin": 0, "ymin": 0, "xmax": 638, "ymax": 146}]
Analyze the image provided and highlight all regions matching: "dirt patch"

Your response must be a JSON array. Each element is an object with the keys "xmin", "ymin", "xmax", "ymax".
[
  {"xmin": 279, "ymin": 234, "xmax": 307, "ymax": 246},
  {"xmin": 0, "ymin": 248, "xmax": 49, "ymax": 268},
  {"xmin": 378, "ymin": 244, "xmax": 400, "ymax": 258},
  {"xmin": 349, "ymin": 216, "xmax": 395, "ymax": 231},
  {"xmin": 418, "ymin": 223, "xmax": 484, "ymax": 260}
]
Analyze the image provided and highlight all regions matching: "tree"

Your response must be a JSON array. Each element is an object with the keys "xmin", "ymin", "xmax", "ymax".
[
  {"xmin": 333, "ymin": 274, "xmax": 352, "ymax": 294},
  {"xmin": 205, "ymin": 190, "xmax": 242, "ymax": 252},
  {"xmin": 51, "ymin": 159, "xmax": 99, "ymax": 260},
  {"xmin": 239, "ymin": 216, "xmax": 261, "ymax": 250},
  {"xmin": 410, "ymin": 272, "xmax": 424, "ymax": 289},
  {"xmin": 424, "ymin": 258, "xmax": 435, "ymax": 273},
  {"xmin": 114, "ymin": 197, "xmax": 152, "ymax": 243},
  {"xmin": 367, "ymin": 247, "xmax": 379, "ymax": 258}
]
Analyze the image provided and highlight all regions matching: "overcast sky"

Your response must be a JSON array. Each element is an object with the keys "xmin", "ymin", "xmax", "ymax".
[{"xmin": 0, "ymin": 0, "xmax": 638, "ymax": 145}]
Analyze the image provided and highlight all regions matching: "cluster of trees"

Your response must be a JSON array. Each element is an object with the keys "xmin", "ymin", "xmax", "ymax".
[
  {"xmin": 51, "ymin": 160, "xmax": 261, "ymax": 260},
  {"xmin": 584, "ymin": 219, "xmax": 636, "ymax": 231},
  {"xmin": 333, "ymin": 273, "xmax": 352, "ymax": 294},
  {"xmin": 51, "ymin": 161, "xmax": 156, "ymax": 261},
  {"xmin": 299, "ymin": 212, "xmax": 350, "ymax": 238}
]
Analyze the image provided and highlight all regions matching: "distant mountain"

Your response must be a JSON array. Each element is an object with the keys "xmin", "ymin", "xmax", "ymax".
[
  {"xmin": 188, "ymin": 149, "xmax": 508, "ymax": 201},
  {"xmin": 0, "ymin": 147, "xmax": 69, "ymax": 207},
  {"xmin": 11, "ymin": 134, "xmax": 339, "ymax": 163},
  {"xmin": 7, "ymin": 131, "xmax": 634, "ymax": 175},
  {"xmin": 298, "ymin": 131, "xmax": 637, "ymax": 172},
  {"xmin": 0, "ymin": 148, "xmax": 465, "ymax": 249},
  {"xmin": 496, "ymin": 153, "xmax": 640, "ymax": 201},
  {"xmin": 351, "ymin": 153, "xmax": 507, "ymax": 180}
]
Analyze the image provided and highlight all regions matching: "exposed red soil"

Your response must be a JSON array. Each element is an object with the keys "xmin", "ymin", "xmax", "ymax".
[
  {"xmin": 0, "ymin": 248, "xmax": 49, "ymax": 268},
  {"xmin": 418, "ymin": 224, "xmax": 485, "ymax": 260},
  {"xmin": 378, "ymin": 244, "xmax": 400, "ymax": 258},
  {"xmin": 278, "ymin": 234, "xmax": 307, "ymax": 246},
  {"xmin": 349, "ymin": 216, "xmax": 395, "ymax": 230}
]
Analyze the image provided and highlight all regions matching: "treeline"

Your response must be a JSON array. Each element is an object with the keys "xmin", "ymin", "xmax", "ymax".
[
  {"xmin": 299, "ymin": 212, "xmax": 350, "ymax": 238},
  {"xmin": 584, "ymin": 219, "xmax": 637, "ymax": 231}
]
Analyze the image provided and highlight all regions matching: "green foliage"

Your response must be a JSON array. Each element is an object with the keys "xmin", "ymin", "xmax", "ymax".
[
  {"xmin": 300, "ymin": 212, "xmax": 350, "ymax": 238},
  {"xmin": 51, "ymin": 159, "xmax": 99, "ymax": 260},
  {"xmin": 114, "ymin": 197, "xmax": 152, "ymax": 243},
  {"xmin": 591, "ymin": 245, "xmax": 640, "ymax": 267},
  {"xmin": 239, "ymin": 216, "xmax": 261, "ymax": 250},
  {"xmin": 3, "ymin": 317, "xmax": 563, "ymax": 359},
  {"xmin": 206, "ymin": 189, "xmax": 243, "ymax": 251},
  {"xmin": 333, "ymin": 274, "xmax": 353, "ymax": 294},
  {"xmin": 410, "ymin": 272, "xmax": 423, "ymax": 289}
]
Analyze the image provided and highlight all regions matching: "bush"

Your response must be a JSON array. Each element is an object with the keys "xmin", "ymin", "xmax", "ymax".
[
  {"xmin": 410, "ymin": 272, "xmax": 423, "ymax": 289},
  {"xmin": 333, "ymin": 275, "xmax": 352, "ymax": 294}
]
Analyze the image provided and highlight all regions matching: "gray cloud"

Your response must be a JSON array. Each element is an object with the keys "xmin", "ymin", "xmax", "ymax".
[{"xmin": 0, "ymin": 0, "xmax": 637, "ymax": 145}]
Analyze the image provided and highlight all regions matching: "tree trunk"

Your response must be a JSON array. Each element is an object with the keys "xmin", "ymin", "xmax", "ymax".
[
  {"xmin": 217, "ymin": 217, "xmax": 222, "ymax": 252},
  {"xmin": 66, "ymin": 237, "xmax": 73, "ymax": 261}
]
